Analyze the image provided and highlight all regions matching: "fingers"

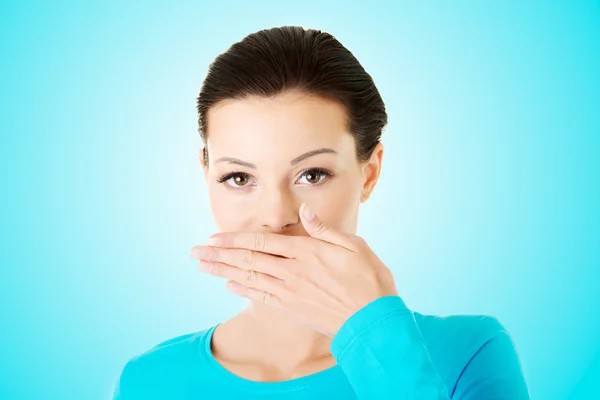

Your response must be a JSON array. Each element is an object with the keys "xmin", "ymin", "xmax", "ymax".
[
  {"xmin": 207, "ymin": 232, "xmax": 300, "ymax": 258},
  {"xmin": 198, "ymin": 260, "xmax": 287, "ymax": 299},
  {"xmin": 226, "ymin": 280, "xmax": 284, "ymax": 310},
  {"xmin": 191, "ymin": 245, "xmax": 292, "ymax": 280}
]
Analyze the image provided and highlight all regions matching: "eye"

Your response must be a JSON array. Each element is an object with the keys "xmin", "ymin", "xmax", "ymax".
[
  {"xmin": 216, "ymin": 172, "xmax": 253, "ymax": 188},
  {"xmin": 297, "ymin": 168, "xmax": 332, "ymax": 185}
]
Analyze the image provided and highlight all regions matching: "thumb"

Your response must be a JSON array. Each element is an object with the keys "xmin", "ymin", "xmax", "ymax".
[{"xmin": 299, "ymin": 203, "xmax": 355, "ymax": 250}]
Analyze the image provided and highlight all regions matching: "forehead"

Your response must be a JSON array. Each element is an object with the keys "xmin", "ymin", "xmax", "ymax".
[{"xmin": 205, "ymin": 90, "xmax": 354, "ymax": 158}]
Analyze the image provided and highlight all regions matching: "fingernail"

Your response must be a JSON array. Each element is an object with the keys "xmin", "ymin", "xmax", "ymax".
[
  {"xmin": 302, "ymin": 203, "xmax": 315, "ymax": 221},
  {"xmin": 208, "ymin": 237, "xmax": 220, "ymax": 246}
]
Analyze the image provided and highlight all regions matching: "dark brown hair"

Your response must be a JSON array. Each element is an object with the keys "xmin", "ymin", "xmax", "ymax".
[{"xmin": 196, "ymin": 26, "xmax": 388, "ymax": 165}]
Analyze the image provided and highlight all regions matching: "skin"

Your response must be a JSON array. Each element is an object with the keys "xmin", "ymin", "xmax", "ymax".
[{"xmin": 197, "ymin": 89, "xmax": 385, "ymax": 381}]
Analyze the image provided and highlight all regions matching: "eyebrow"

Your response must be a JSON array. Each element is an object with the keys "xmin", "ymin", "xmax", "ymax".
[{"xmin": 214, "ymin": 148, "xmax": 338, "ymax": 169}]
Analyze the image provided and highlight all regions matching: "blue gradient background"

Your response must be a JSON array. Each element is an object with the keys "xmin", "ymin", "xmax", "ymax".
[{"xmin": 1, "ymin": 1, "xmax": 599, "ymax": 399}]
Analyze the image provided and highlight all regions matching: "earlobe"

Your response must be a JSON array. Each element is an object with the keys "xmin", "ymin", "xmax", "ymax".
[{"xmin": 361, "ymin": 142, "xmax": 384, "ymax": 203}]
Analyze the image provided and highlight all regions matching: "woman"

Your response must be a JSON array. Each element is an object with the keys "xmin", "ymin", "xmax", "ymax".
[{"xmin": 113, "ymin": 26, "xmax": 530, "ymax": 399}]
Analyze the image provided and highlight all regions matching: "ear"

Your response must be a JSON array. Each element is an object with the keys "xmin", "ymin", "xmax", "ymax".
[
  {"xmin": 360, "ymin": 142, "xmax": 384, "ymax": 203},
  {"xmin": 199, "ymin": 147, "xmax": 208, "ymax": 182}
]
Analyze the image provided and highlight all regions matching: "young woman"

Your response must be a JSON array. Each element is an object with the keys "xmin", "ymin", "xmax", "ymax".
[{"xmin": 113, "ymin": 26, "xmax": 530, "ymax": 399}]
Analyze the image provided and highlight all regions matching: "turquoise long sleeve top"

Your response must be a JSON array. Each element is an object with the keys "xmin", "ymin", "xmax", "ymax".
[{"xmin": 113, "ymin": 295, "xmax": 530, "ymax": 399}]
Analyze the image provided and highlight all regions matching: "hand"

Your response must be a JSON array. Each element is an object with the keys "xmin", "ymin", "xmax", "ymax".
[{"xmin": 190, "ymin": 203, "xmax": 399, "ymax": 337}]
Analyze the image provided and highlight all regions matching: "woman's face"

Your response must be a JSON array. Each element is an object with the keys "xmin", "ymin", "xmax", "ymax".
[{"xmin": 200, "ymin": 90, "xmax": 382, "ymax": 236}]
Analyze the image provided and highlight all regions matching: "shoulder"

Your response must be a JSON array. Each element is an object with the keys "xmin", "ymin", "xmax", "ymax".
[
  {"xmin": 414, "ymin": 311, "xmax": 514, "ymax": 362},
  {"xmin": 124, "ymin": 330, "xmax": 204, "ymax": 368},
  {"xmin": 413, "ymin": 312, "xmax": 527, "ymax": 393},
  {"xmin": 112, "ymin": 328, "xmax": 213, "ymax": 399},
  {"xmin": 414, "ymin": 311, "xmax": 508, "ymax": 346}
]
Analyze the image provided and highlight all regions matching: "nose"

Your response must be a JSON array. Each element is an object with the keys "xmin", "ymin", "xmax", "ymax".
[{"xmin": 259, "ymin": 185, "xmax": 300, "ymax": 233}]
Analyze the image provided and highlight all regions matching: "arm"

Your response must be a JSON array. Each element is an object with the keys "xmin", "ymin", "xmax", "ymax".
[
  {"xmin": 110, "ymin": 360, "xmax": 157, "ymax": 400},
  {"xmin": 452, "ymin": 328, "xmax": 531, "ymax": 399},
  {"xmin": 111, "ymin": 361, "xmax": 133, "ymax": 400},
  {"xmin": 329, "ymin": 296, "xmax": 530, "ymax": 400}
]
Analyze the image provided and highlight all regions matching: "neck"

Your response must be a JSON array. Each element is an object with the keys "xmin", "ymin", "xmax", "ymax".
[{"xmin": 228, "ymin": 300, "xmax": 334, "ymax": 371}]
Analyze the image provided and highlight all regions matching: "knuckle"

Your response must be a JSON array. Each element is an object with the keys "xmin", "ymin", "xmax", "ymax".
[
  {"xmin": 245, "ymin": 269, "xmax": 258, "ymax": 287},
  {"xmin": 351, "ymin": 235, "xmax": 366, "ymax": 246},
  {"xmin": 243, "ymin": 250, "xmax": 255, "ymax": 269},
  {"xmin": 379, "ymin": 267, "xmax": 394, "ymax": 282},
  {"xmin": 314, "ymin": 221, "xmax": 329, "ymax": 235},
  {"xmin": 348, "ymin": 235, "xmax": 367, "ymax": 252},
  {"xmin": 254, "ymin": 233, "xmax": 266, "ymax": 251}
]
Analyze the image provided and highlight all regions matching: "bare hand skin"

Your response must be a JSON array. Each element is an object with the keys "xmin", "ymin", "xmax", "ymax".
[{"xmin": 191, "ymin": 202, "xmax": 399, "ymax": 338}]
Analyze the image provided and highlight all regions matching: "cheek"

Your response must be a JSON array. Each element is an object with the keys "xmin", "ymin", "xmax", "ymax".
[
  {"xmin": 207, "ymin": 185, "xmax": 253, "ymax": 232},
  {"xmin": 311, "ymin": 180, "xmax": 361, "ymax": 232},
  {"xmin": 320, "ymin": 199, "xmax": 359, "ymax": 232}
]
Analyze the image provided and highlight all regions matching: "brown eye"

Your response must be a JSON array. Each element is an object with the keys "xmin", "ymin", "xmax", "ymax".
[
  {"xmin": 298, "ymin": 168, "xmax": 331, "ymax": 185},
  {"xmin": 231, "ymin": 174, "xmax": 249, "ymax": 186},
  {"xmin": 305, "ymin": 171, "xmax": 321, "ymax": 183},
  {"xmin": 217, "ymin": 172, "xmax": 253, "ymax": 188}
]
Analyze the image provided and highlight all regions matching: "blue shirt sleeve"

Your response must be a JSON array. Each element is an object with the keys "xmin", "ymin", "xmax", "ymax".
[
  {"xmin": 111, "ymin": 359, "xmax": 160, "ymax": 400},
  {"xmin": 329, "ymin": 295, "xmax": 530, "ymax": 399}
]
